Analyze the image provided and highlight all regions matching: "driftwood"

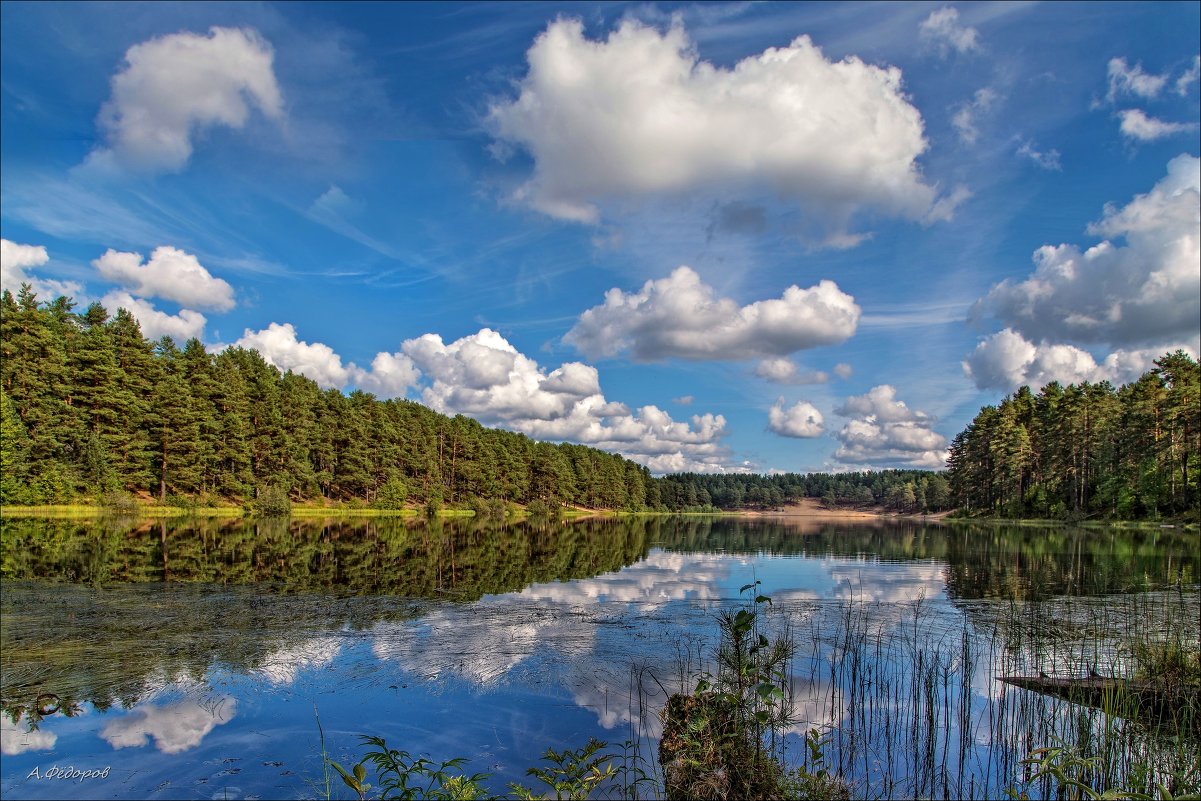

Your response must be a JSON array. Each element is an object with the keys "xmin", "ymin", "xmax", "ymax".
[{"xmin": 1000, "ymin": 675, "xmax": 1201, "ymax": 733}]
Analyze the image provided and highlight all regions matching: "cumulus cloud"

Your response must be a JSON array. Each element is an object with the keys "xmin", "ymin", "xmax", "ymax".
[
  {"xmin": 754, "ymin": 357, "xmax": 828, "ymax": 385},
  {"xmin": 962, "ymin": 328, "xmax": 1197, "ymax": 390},
  {"xmin": 0, "ymin": 238, "xmax": 85, "ymax": 300},
  {"xmin": 88, "ymin": 27, "xmax": 282, "ymax": 172},
  {"xmin": 920, "ymin": 7, "xmax": 980, "ymax": 57},
  {"xmin": 1106, "ymin": 57, "xmax": 1169, "ymax": 103},
  {"xmin": 93, "ymin": 246, "xmax": 235, "ymax": 311},
  {"xmin": 101, "ymin": 291, "xmax": 207, "ymax": 341},
  {"xmin": 404, "ymin": 328, "xmax": 735, "ymax": 472},
  {"xmin": 951, "ymin": 87, "xmax": 997, "ymax": 145},
  {"xmin": 235, "ymin": 323, "xmax": 354, "ymax": 388},
  {"xmin": 101, "ymin": 697, "xmax": 235, "ymax": 754},
  {"xmin": 1117, "ymin": 109, "xmax": 1198, "ymax": 141},
  {"xmin": 232, "ymin": 322, "xmax": 418, "ymax": 396},
  {"xmin": 971, "ymin": 154, "xmax": 1200, "ymax": 349},
  {"xmin": 832, "ymin": 386, "xmax": 947, "ymax": 468},
  {"xmin": 489, "ymin": 19, "xmax": 948, "ymax": 235},
  {"xmin": 833, "ymin": 362, "xmax": 853, "ymax": 380},
  {"xmin": 768, "ymin": 398, "xmax": 825, "ymax": 438},
  {"xmin": 565, "ymin": 266, "xmax": 859, "ymax": 361}
]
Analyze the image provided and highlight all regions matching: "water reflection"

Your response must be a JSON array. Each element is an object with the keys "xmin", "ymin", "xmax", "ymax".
[
  {"xmin": 1, "ymin": 515, "xmax": 1198, "ymax": 800},
  {"xmin": 101, "ymin": 695, "xmax": 235, "ymax": 754},
  {"xmin": 1, "ymin": 716, "xmax": 56, "ymax": 755}
]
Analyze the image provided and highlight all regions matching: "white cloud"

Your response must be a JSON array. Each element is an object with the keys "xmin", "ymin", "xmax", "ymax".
[
  {"xmin": 101, "ymin": 291, "xmax": 207, "ymax": 341},
  {"xmin": 920, "ymin": 7, "xmax": 980, "ymax": 57},
  {"xmin": 101, "ymin": 697, "xmax": 235, "ymax": 754},
  {"xmin": 768, "ymin": 398, "xmax": 825, "ymax": 438},
  {"xmin": 832, "ymin": 385, "xmax": 947, "ymax": 468},
  {"xmin": 403, "ymin": 328, "xmax": 737, "ymax": 473},
  {"xmin": 88, "ymin": 27, "xmax": 282, "ymax": 172},
  {"xmin": 232, "ymin": 322, "xmax": 419, "ymax": 396},
  {"xmin": 565, "ymin": 266, "xmax": 859, "ymax": 361},
  {"xmin": 1117, "ymin": 109, "xmax": 1198, "ymax": 141},
  {"xmin": 952, "ymin": 88, "xmax": 997, "ymax": 145},
  {"xmin": 233, "ymin": 322, "xmax": 353, "ymax": 388},
  {"xmin": 93, "ymin": 246, "xmax": 235, "ymax": 311},
  {"xmin": 1016, "ymin": 139, "xmax": 1062, "ymax": 171},
  {"xmin": 833, "ymin": 362, "xmax": 853, "ymax": 380},
  {"xmin": 355, "ymin": 350, "xmax": 422, "ymax": 398},
  {"xmin": 489, "ymin": 18, "xmax": 947, "ymax": 235},
  {"xmin": 1106, "ymin": 57, "xmax": 1169, "ymax": 103},
  {"xmin": 673, "ymin": 395, "xmax": 693, "ymax": 405},
  {"xmin": 0, "ymin": 238, "xmax": 85, "ymax": 301},
  {"xmin": 834, "ymin": 384, "xmax": 927, "ymax": 423},
  {"xmin": 754, "ymin": 357, "xmax": 828, "ymax": 385},
  {"xmin": 972, "ymin": 154, "xmax": 1200, "ymax": 348},
  {"xmin": 962, "ymin": 328, "xmax": 1197, "ymax": 390},
  {"xmin": 1, "ymin": 716, "xmax": 57, "ymax": 755},
  {"xmin": 1176, "ymin": 56, "xmax": 1200, "ymax": 96}
]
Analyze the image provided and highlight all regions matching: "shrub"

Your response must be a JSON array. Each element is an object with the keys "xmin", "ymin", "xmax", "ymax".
[
  {"xmin": 373, "ymin": 478, "xmax": 409, "ymax": 510},
  {"xmin": 252, "ymin": 484, "xmax": 292, "ymax": 517},
  {"xmin": 100, "ymin": 491, "xmax": 138, "ymax": 515}
]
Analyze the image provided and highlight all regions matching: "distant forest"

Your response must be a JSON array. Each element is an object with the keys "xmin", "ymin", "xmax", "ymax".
[{"xmin": 1, "ymin": 287, "xmax": 1197, "ymax": 520}]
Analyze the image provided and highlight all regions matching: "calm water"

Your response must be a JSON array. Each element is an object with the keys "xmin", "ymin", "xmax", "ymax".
[{"xmin": 1, "ymin": 515, "xmax": 1197, "ymax": 799}]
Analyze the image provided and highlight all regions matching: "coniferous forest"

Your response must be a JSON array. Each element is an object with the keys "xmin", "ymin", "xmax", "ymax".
[
  {"xmin": 1, "ymin": 286, "xmax": 1197, "ymax": 520},
  {"xmin": 946, "ymin": 350, "xmax": 1199, "ymax": 520}
]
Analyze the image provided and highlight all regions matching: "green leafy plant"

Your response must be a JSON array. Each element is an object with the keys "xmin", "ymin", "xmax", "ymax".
[
  {"xmin": 509, "ymin": 738, "xmax": 617, "ymax": 800},
  {"xmin": 328, "ymin": 735, "xmax": 490, "ymax": 801}
]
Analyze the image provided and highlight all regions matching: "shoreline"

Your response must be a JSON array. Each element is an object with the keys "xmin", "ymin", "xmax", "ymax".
[{"xmin": 1, "ymin": 499, "xmax": 1188, "ymax": 528}]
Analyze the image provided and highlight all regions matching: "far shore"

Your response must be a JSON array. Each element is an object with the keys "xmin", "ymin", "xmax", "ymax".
[{"xmin": 2, "ymin": 498, "xmax": 1188, "ymax": 528}]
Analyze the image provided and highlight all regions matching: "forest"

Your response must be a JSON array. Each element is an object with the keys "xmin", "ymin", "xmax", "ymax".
[
  {"xmin": 946, "ymin": 351, "xmax": 1199, "ymax": 520},
  {"xmin": 0, "ymin": 288, "xmax": 655, "ymax": 511},
  {"xmin": 1, "ymin": 286, "xmax": 1197, "ymax": 520}
]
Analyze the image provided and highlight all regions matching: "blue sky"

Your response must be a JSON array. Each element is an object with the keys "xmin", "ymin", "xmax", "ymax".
[{"xmin": 2, "ymin": 1, "xmax": 1198, "ymax": 474}]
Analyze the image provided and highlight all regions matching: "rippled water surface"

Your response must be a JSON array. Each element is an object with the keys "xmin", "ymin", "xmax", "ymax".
[{"xmin": 2, "ymin": 515, "xmax": 1197, "ymax": 799}]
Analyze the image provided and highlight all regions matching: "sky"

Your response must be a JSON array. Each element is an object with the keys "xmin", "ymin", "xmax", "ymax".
[{"xmin": 1, "ymin": 1, "xmax": 1198, "ymax": 475}]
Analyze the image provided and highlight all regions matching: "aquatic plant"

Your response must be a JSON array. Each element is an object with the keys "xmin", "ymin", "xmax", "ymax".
[
  {"xmin": 509, "ymin": 738, "xmax": 617, "ymax": 800},
  {"xmin": 329, "ymin": 735, "xmax": 490, "ymax": 801}
]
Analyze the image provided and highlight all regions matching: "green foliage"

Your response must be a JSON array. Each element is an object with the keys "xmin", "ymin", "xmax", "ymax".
[
  {"xmin": 1005, "ymin": 736, "xmax": 1201, "ymax": 801},
  {"xmin": 372, "ymin": 477, "xmax": 409, "ymax": 510},
  {"xmin": 1132, "ymin": 640, "xmax": 1201, "ymax": 685},
  {"xmin": 778, "ymin": 729, "xmax": 850, "ymax": 801},
  {"xmin": 659, "ymin": 582, "xmax": 834, "ymax": 801},
  {"xmin": 508, "ymin": 738, "xmax": 617, "ymax": 801},
  {"xmin": 252, "ymin": 484, "xmax": 292, "ymax": 517},
  {"xmin": 525, "ymin": 498, "xmax": 561, "ymax": 519},
  {"xmin": 99, "ymin": 491, "xmax": 138, "ymax": 515},
  {"xmin": 0, "ymin": 288, "xmax": 653, "ymax": 512},
  {"xmin": 329, "ymin": 735, "xmax": 490, "ymax": 801},
  {"xmin": 949, "ymin": 352, "xmax": 1200, "ymax": 521}
]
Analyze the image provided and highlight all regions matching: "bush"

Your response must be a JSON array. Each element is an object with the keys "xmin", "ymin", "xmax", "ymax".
[
  {"xmin": 525, "ymin": 499, "xmax": 560, "ymax": 519},
  {"xmin": 372, "ymin": 477, "xmax": 409, "ymax": 510},
  {"xmin": 100, "ymin": 491, "xmax": 138, "ymax": 515},
  {"xmin": 252, "ymin": 484, "xmax": 292, "ymax": 517},
  {"xmin": 467, "ymin": 497, "xmax": 507, "ymax": 519}
]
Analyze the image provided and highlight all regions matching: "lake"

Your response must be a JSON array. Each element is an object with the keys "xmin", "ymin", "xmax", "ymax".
[{"xmin": 1, "ymin": 515, "xmax": 1198, "ymax": 799}]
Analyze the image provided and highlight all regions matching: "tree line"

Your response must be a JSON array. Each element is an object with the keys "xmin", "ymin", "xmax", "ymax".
[
  {"xmin": 0, "ymin": 287, "xmax": 656, "ymax": 510},
  {"xmin": 655, "ymin": 469, "xmax": 953, "ymax": 513},
  {"xmin": 3, "ymin": 287, "xmax": 1195, "ymax": 520},
  {"xmin": 946, "ymin": 351, "xmax": 1199, "ymax": 520}
]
